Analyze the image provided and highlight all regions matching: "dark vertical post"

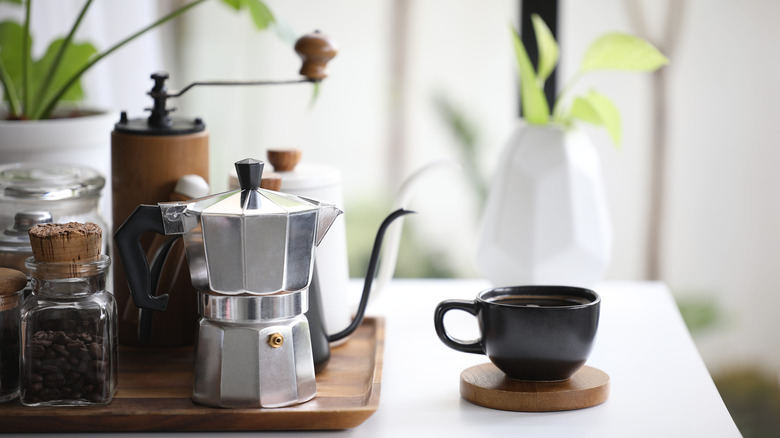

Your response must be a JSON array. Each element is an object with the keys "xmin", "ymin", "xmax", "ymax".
[{"xmin": 520, "ymin": 0, "xmax": 558, "ymax": 116}]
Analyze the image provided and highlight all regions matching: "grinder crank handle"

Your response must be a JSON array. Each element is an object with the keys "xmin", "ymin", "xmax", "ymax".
[{"xmin": 114, "ymin": 205, "xmax": 170, "ymax": 312}]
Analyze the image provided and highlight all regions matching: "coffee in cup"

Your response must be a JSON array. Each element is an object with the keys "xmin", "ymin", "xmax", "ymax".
[{"xmin": 434, "ymin": 285, "xmax": 600, "ymax": 382}]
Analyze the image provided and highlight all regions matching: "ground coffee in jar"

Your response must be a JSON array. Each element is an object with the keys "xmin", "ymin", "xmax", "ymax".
[
  {"xmin": 20, "ymin": 222, "xmax": 117, "ymax": 406},
  {"xmin": 0, "ymin": 267, "xmax": 25, "ymax": 402}
]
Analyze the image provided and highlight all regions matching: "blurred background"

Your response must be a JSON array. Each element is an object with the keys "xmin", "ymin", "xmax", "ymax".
[{"xmin": 2, "ymin": 0, "xmax": 779, "ymax": 435}]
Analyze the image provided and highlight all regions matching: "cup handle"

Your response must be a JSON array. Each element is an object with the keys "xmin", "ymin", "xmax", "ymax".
[{"xmin": 433, "ymin": 300, "xmax": 483, "ymax": 354}]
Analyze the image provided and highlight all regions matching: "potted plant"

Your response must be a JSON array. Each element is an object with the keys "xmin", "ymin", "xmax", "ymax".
[
  {"xmin": 0, "ymin": 0, "xmax": 274, "ymax": 120},
  {"xmin": 0, "ymin": 0, "xmax": 275, "ymax": 218},
  {"xmin": 476, "ymin": 14, "xmax": 668, "ymax": 288}
]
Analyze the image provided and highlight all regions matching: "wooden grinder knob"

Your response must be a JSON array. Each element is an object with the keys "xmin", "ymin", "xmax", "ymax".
[{"xmin": 295, "ymin": 31, "xmax": 338, "ymax": 81}]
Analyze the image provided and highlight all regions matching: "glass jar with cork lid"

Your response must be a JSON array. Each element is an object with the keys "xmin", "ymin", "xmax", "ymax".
[
  {"xmin": 20, "ymin": 222, "xmax": 117, "ymax": 406},
  {"xmin": 0, "ymin": 267, "xmax": 26, "ymax": 402}
]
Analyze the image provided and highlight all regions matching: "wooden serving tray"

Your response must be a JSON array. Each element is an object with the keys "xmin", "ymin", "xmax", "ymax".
[{"xmin": 0, "ymin": 317, "xmax": 384, "ymax": 432}]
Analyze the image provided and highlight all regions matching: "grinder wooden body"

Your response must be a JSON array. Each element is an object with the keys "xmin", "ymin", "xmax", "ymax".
[{"xmin": 111, "ymin": 129, "xmax": 208, "ymax": 346}]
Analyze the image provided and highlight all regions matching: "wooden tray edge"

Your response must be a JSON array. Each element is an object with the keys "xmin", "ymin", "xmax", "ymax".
[{"xmin": 0, "ymin": 317, "xmax": 385, "ymax": 432}]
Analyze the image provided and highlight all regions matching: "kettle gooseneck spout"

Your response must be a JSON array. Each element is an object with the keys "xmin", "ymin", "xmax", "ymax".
[{"xmin": 326, "ymin": 208, "xmax": 415, "ymax": 342}]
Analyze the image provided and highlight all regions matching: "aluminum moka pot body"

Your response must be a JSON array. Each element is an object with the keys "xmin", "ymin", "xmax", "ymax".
[
  {"xmin": 116, "ymin": 158, "xmax": 342, "ymax": 311},
  {"xmin": 192, "ymin": 290, "xmax": 316, "ymax": 408},
  {"xmin": 160, "ymin": 166, "xmax": 341, "ymax": 296}
]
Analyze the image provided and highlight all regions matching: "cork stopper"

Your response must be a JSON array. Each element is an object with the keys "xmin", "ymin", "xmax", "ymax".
[
  {"xmin": 0, "ymin": 267, "xmax": 26, "ymax": 311},
  {"xmin": 0, "ymin": 267, "xmax": 26, "ymax": 296},
  {"xmin": 28, "ymin": 222, "xmax": 102, "ymax": 263},
  {"xmin": 267, "ymin": 149, "xmax": 302, "ymax": 172}
]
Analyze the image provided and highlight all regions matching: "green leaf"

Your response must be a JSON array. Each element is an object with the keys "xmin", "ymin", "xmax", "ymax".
[
  {"xmin": 0, "ymin": 0, "xmax": 22, "ymax": 4},
  {"xmin": 0, "ymin": 59, "xmax": 21, "ymax": 115},
  {"xmin": 32, "ymin": 38, "xmax": 97, "ymax": 103},
  {"xmin": 433, "ymin": 94, "xmax": 478, "ymax": 150},
  {"xmin": 223, "ymin": 0, "xmax": 274, "ymax": 29},
  {"xmin": 433, "ymin": 94, "xmax": 487, "ymax": 204},
  {"xmin": 0, "ymin": 21, "xmax": 30, "ymax": 87},
  {"xmin": 570, "ymin": 96, "xmax": 601, "ymax": 124},
  {"xmin": 271, "ymin": 19, "xmax": 297, "ymax": 46},
  {"xmin": 243, "ymin": 0, "xmax": 275, "ymax": 30},
  {"xmin": 0, "ymin": 21, "xmax": 31, "ymax": 108},
  {"xmin": 530, "ymin": 14, "xmax": 558, "ymax": 85},
  {"xmin": 570, "ymin": 90, "xmax": 622, "ymax": 146},
  {"xmin": 580, "ymin": 32, "xmax": 668, "ymax": 72},
  {"xmin": 219, "ymin": 0, "xmax": 241, "ymax": 11},
  {"xmin": 511, "ymin": 26, "xmax": 548, "ymax": 124},
  {"xmin": 308, "ymin": 81, "xmax": 320, "ymax": 109},
  {"xmin": 677, "ymin": 297, "xmax": 723, "ymax": 333}
]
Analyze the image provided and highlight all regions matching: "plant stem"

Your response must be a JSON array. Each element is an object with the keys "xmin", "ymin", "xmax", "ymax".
[
  {"xmin": 31, "ymin": 0, "xmax": 94, "ymax": 116},
  {"xmin": 0, "ymin": 59, "xmax": 22, "ymax": 116},
  {"xmin": 33, "ymin": 0, "xmax": 208, "ymax": 120},
  {"xmin": 21, "ymin": 0, "xmax": 31, "ymax": 115},
  {"xmin": 551, "ymin": 71, "xmax": 583, "ymax": 121}
]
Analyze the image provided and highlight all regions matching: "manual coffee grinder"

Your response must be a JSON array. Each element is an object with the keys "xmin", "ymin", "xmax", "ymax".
[
  {"xmin": 111, "ymin": 31, "xmax": 338, "ymax": 347},
  {"xmin": 115, "ymin": 158, "xmax": 342, "ymax": 408}
]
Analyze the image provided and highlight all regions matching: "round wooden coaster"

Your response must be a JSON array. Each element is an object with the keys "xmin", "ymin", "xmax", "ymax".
[{"xmin": 460, "ymin": 363, "xmax": 609, "ymax": 412}]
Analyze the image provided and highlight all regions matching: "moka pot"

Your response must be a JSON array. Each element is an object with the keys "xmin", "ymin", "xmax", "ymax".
[{"xmin": 114, "ymin": 158, "xmax": 341, "ymax": 408}]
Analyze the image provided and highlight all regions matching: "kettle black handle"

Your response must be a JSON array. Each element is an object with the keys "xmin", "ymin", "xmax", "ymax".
[
  {"xmin": 327, "ymin": 208, "xmax": 415, "ymax": 342},
  {"xmin": 114, "ymin": 205, "xmax": 170, "ymax": 312}
]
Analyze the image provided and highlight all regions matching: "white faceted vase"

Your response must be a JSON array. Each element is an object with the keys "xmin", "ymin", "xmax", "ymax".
[{"xmin": 476, "ymin": 122, "xmax": 612, "ymax": 287}]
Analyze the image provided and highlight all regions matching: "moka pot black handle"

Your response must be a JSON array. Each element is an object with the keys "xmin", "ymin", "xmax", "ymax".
[
  {"xmin": 114, "ymin": 205, "xmax": 170, "ymax": 312},
  {"xmin": 137, "ymin": 234, "xmax": 181, "ymax": 343}
]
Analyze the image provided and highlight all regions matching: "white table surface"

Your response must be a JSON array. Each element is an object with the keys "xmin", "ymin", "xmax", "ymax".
[
  {"xmin": 13, "ymin": 279, "xmax": 741, "ymax": 437},
  {"xmin": 352, "ymin": 279, "xmax": 741, "ymax": 438}
]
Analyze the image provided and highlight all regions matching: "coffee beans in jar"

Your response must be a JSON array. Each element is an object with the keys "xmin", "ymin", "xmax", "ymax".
[
  {"xmin": 22, "ymin": 311, "xmax": 115, "ymax": 405},
  {"xmin": 20, "ymin": 222, "xmax": 117, "ymax": 406},
  {"xmin": 0, "ymin": 267, "xmax": 26, "ymax": 402}
]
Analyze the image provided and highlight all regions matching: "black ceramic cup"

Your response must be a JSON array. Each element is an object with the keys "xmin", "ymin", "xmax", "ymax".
[{"xmin": 434, "ymin": 285, "xmax": 600, "ymax": 382}]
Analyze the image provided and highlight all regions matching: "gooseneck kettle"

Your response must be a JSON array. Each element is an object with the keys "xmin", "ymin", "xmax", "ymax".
[{"xmin": 306, "ymin": 208, "xmax": 413, "ymax": 372}]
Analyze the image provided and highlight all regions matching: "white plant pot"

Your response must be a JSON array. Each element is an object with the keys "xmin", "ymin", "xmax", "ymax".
[
  {"xmin": 0, "ymin": 109, "xmax": 117, "ymax": 224},
  {"xmin": 476, "ymin": 122, "xmax": 612, "ymax": 288}
]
